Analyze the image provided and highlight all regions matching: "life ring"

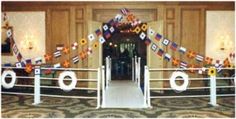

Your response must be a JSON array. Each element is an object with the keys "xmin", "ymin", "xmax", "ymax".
[
  {"xmin": 58, "ymin": 71, "xmax": 77, "ymax": 91},
  {"xmin": 1, "ymin": 70, "xmax": 16, "ymax": 89},
  {"xmin": 170, "ymin": 71, "xmax": 189, "ymax": 92}
]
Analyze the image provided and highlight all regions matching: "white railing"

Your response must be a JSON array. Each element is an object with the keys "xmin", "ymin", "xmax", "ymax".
[
  {"xmin": 1, "ymin": 66, "xmax": 105, "ymax": 109},
  {"xmin": 105, "ymin": 56, "xmax": 111, "ymax": 89},
  {"xmin": 144, "ymin": 66, "xmax": 235, "ymax": 108},
  {"xmin": 132, "ymin": 56, "xmax": 141, "ymax": 87}
]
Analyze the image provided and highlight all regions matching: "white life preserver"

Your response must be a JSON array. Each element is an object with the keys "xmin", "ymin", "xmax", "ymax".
[
  {"xmin": 170, "ymin": 71, "xmax": 189, "ymax": 92},
  {"xmin": 58, "ymin": 71, "xmax": 77, "ymax": 92},
  {"xmin": 1, "ymin": 70, "xmax": 16, "ymax": 89}
]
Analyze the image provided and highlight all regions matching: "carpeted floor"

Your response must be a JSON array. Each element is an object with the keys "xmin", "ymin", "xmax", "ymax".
[{"xmin": 1, "ymin": 94, "xmax": 235, "ymax": 118}]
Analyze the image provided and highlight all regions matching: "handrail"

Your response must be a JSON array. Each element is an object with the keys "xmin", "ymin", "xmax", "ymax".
[{"xmin": 2, "ymin": 66, "xmax": 98, "ymax": 71}]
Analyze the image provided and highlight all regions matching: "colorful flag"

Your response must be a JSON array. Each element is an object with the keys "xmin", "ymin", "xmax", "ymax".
[
  {"xmin": 157, "ymin": 49, "xmax": 164, "ymax": 57},
  {"xmin": 141, "ymin": 23, "xmax": 147, "ymax": 31},
  {"xmin": 54, "ymin": 63, "xmax": 61, "ymax": 68},
  {"xmin": 164, "ymin": 53, "xmax": 171, "ymax": 62},
  {"xmin": 108, "ymin": 19, "xmax": 115, "ymax": 26},
  {"xmin": 134, "ymin": 26, "xmax": 141, "ymax": 34},
  {"xmin": 179, "ymin": 47, "xmax": 187, "ymax": 54},
  {"xmin": 172, "ymin": 58, "xmax": 180, "ymax": 66},
  {"xmin": 95, "ymin": 29, "xmax": 102, "ymax": 36},
  {"xmin": 62, "ymin": 47, "xmax": 70, "ymax": 54},
  {"xmin": 187, "ymin": 50, "xmax": 196, "ymax": 59},
  {"xmin": 148, "ymin": 27, "xmax": 155, "ymax": 36},
  {"xmin": 86, "ymin": 47, "xmax": 92, "ymax": 55},
  {"xmin": 16, "ymin": 53, "xmax": 22, "ymax": 61},
  {"xmin": 99, "ymin": 36, "xmax": 106, "ymax": 44},
  {"xmin": 205, "ymin": 57, "xmax": 213, "ymax": 65},
  {"xmin": 54, "ymin": 50, "xmax": 61, "ymax": 58},
  {"xmin": 71, "ymin": 42, "xmax": 78, "ymax": 50},
  {"xmin": 115, "ymin": 14, "xmax": 123, "ymax": 22},
  {"xmin": 72, "ymin": 55, "xmax": 79, "ymax": 64},
  {"xmin": 188, "ymin": 64, "xmax": 196, "ymax": 73},
  {"xmin": 24, "ymin": 58, "xmax": 32, "ymax": 65},
  {"xmin": 120, "ymin": 8, "xmax": 130, "ymax": 16},
  {"xmin": 56, "ymin": 44, "xmax": 64, "ymax": 51},
  {"xmin": 109, "ymin": 26, "xmax": 115, "ymax": 33},
  {"xmin": 79, "ymin": 51, "xmax": 87, "ymax": 60},
  {"xmin": 126, "ymin": 14, "xmax": 135, "ymax": 22},
  {"xmin": 151, "ymin": 43, "xmax": 158, "ymax": 52},
  {"xmin": 131, "ymin": 19, "xmax": 141, "ymax": 26},
  {"xmin": 35, "ymin": 57, "xmax": 42, "ymax": 64},
  {"xmin": 162, "ymin": 38, "xmax": 170, "ymax": 46},
  {"xmin": 103, "ymin": 24, "xmax": 109, "ymax": 31},
  {"xmin": 62, "ymin": 60, "xmax": 70, "ymax": 68},
  {"xmin": 198, "ymin": 67, "xmax": 206, "ymax": 74},
  {"xmin": 12, "ymin": 44, "xmax": 19, "ymax": 55},
  {"xmin": 180, "ymin": 61, "xmax": 188, "ymax": 69},
  {"xmin": 4, "ymin": 63, "xmax": 11, "ymax": 67},
  {"xmin": 155, "ymin": 33, "xmax": 162, "ymax": 41},
  {"xmin": 144, "ymin": 38, "xmax": 151, "ymax": 46},
  {"xmin": 223, "ymin": 58, "xmax": 230, "ymax": 67},
  {"xmin": 16, "ymin": 62, "xmax": 25, "ymax": 68},
  {"xmin": 215, "ymin": 64, "xmax": 223, "ymax": 73},
  {"xmin": 88, "ymin": 34, "xmax": 95, "ymax": 41},
  {"xmin": 139, "ymin": 32, "xmax": 146, "ymax": 40},
  {"xmin": 170, "ymin": 42, "xmax": 178, "ymax": 51},
  {"xmin": 7, "ymin": 29, "xmax": 12, "ymax": 38},
  {"xmin": 104, "ymin": 31, "xmax": 111, "ymax": 39},
  {"xmin": 44, "ymin": 54, "xmax": 52, "ymax": 61},
  {"xmin": 195, "ymin": 54, "xmax": 204, "ymax": 62}
]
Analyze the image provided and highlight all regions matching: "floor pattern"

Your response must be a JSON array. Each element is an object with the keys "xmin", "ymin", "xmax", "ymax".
[{"xmin": 1, "ymin": 94, "xmax": 235, "ymax": 118}]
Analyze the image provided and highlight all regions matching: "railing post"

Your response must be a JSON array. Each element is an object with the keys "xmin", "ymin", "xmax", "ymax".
[
  {"xmin": 109, "ymin": 57, "xmax": 111, "ymax": 82},
  {"xmin": 132, "ymin": 58, "xmax": 134, "ymax": 82},
  {"xmin": 101, "ymin": 66, "xmax": 105, "ymax": 108},
  {"xmin": 135, "ymin": 56, "xmax": 137, "ymax": 83},
  {"xmin": 33, "ymin": 66, "xmax": 41, "ymax": 105},
  {"xmin": 210, "ymin": 75, "xmax": 218, "ymax": 106},
  {"xmin": 96, "ymin": 67, "xmax": 101, "ymax": 109},
  {"xmin": 138, "ymin": 57, "xmax": 141, "ymax": 87},
  {"xmin": 147, "ymin": 66, "xmax": 151, "ymax": 108},
  {"xmin": 105, "ymin": 57, "xmax": 109, "ymax": 90},
  {"xmin": 144, "ymin": 66, "xmax": 147, "ymax": 107}
]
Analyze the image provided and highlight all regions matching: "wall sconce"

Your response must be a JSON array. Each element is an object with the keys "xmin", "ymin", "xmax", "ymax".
[{"xmin": 219, "ymin": 35, "xmax": 233, "ymax": 51}]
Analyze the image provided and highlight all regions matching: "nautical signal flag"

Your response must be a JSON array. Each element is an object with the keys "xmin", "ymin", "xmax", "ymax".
[
  {"xmin": 104, "ymin": 31, "xmax": 111, "ymax": 39},
  {"xmin": 16, "ymin": 62, "xmax": 25, "ymax": 68},
  {"xmin": 223, "ymin": 58, "xmax": 230, "ymax": 67},
  {"xmin": 145, "ymin": 38, "xmax": 151, "ymax": 46},
  {"xmin": 164, "ymin": 53, "xmax": 171, "ymax": 62},
  {"xmin": 120, "ymin": 8, "xmax": 130, "ymax": 16},
  {"xmin": 205, "ymin": 57, "xmax": 213, "ymax": 65},
  {"xmin": 148, "ymin": 27, "xmax": 155, "ymax": 36},
  {"xmin": 162, "ymin": 38, "xmax": 170, "ymax": 46},
  {"xmin": 25, "ymin": 64, "xmax": 33, "ymax": 73},
  {"xmin": 44, "ymin": 54, "xmax": 52, "ymax": 61},
  {"xmin": 134, "ymin": 26, "xmax": 141, "ymax": 34},
  {"xmin": 62, "ymin": 60, "xmax": 70, "ymax": 68},
  {"xmin": 56, "ymin": 44, "xmax": 64, "ymax": 51},
  {"xmin": 72, "ymin": 55, "xmax": 79, "ymax": 64},
  {"xmin": 179, "ymin": 47, "xmax": 187, "ymax": 54},
  {"xmin": 54, "ymin": 50, "xmax": 61, "ymax": 58},
  {"xmin": 188, "ymin": 64, "xmax": 196, "ymax": 73},
  {"xmin": 180, "ymin": 61, "xmax": 188, "ymax": 69},
  {"xmin": 86, "ymin": 47, "xmax": 92, "ymax": 55},
  {"xmin": 24, "ymin": 58, "xmax": 32, "ymax": 65},
  {"xmin": 195, "ymin": 54, "xmax": 204, "ymax": 62},
  {"xmin": 80, "ymin": 39, "xmax": 87, "ymax": 46},
  {"xmin": 95, "ymin": 29, "xmax": 102, "ymax": 36},
  {"xmin": 109, "ymin": 26, "xmax": 115, "ymax": 33},
  {"xmin": 170, "ymin": 42, "xmax": 178, "ymax": 51},
  {"xmin": 16, "ymin": 52, "xmax": 22, "ymax": 62},
  {"xmin": 79, "ymin": 51, "xmax": 87, "ymax": 60},
  {"xmin": 88, "ymin": 34, "xmax": 95, "ymax": 41},
  {"xmin": 71, "ymin": 42, "xmax": 78, "ymax": 50},
  {"xmin": 93, "ymin": 41, "xmax": 99, "ymax": 48},
  {"xmin": 63, "ymin": 47, "xmax": 70, "ymax": 54},
  {"xmin": 151, "ymin": 43, "xmax": 158, "ymax": 52},
  {"xmin": 126, "ymin": 14, "xmax": 135, "ymax": 22},
  {"xmin": 157, "ymin": 49, "xmax": 164, "ymax": 57},
  {"xmin": 99, "ymin": 37, "xmax": 106, "ymax": 44},
  {"xmin": 139, "ymin": 32, "xmax": 146, "ymax": 40},
  {"xmin": 141, "ymin": 24, "xmax": 147, "ymax": 31},
  {"xmin": 35, "ymin": 57, "xmax": 42, "ymax": 65},
  {"xmin": 115, "ymin": 14, "xmax": 123, "ymax": 22},
  {"xmin": 155, "ymin": 33, "xmax": 162, "ymax": 41},
  {"xmin": 54, "ymin": 63, "xmax": 61, "ymax": 68},
  {"xmin": 172, "ymin": 58, "xmax": 180, "ymax": 66},
  {"xmin": 7, "ymin": 29, "xmax": 12, "ymax": 38},
  {"xmin": 103, "ymin": 24, "xmax": 109, "ymax": 31},
  {"xmin": 187, "ymin": 50, "xmax": 196, "ymax": 59}
]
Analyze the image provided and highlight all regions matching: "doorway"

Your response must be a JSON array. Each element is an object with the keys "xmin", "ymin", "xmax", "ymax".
[{"xmin": 102, "ymin": 24, "xmax": 147, "ymax": 80}]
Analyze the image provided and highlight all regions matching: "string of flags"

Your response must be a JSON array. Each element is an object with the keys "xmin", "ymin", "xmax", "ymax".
[{"xmin": 4, "ymin": 8, "xmax": 235, "ymax": 75}]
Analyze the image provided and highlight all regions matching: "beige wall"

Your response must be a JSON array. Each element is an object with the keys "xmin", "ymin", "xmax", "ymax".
[
  {"xmin": 1, "ymin": 12, "xmax": 45, "ymax": 64},
  {"xmin": 206, "ymin": 11, "xmax": 235, "ymax": 63}
]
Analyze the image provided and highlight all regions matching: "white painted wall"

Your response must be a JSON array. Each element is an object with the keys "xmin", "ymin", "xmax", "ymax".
[
  {"xmin": 206, "ymin": 11, "xmax": 235, "ymax": 63},
  {"xmin": 1, "ymin": 12, "xmax": 45, "ymax": 64}
]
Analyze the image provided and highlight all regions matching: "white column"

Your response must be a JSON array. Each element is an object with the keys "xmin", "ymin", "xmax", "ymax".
[
  {"xmin": 101, "ymin": 66, "xmax": 106, "ymax": 107},
  {"xmin": 210, "ymin": 75, "xmax": 218, "ymax": 106},
  {"xmin": 96, "ymin": 67, "xmax": 101, "ymax": 109},
  {"xmin": 33, "ymin": 66, "xmax": 41, "ymax": 105}
]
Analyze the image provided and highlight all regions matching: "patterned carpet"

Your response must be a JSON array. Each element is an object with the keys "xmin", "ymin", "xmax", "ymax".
[{"xmin": 1, "ymin": 94, "xmax": 235, "ymax": 118}]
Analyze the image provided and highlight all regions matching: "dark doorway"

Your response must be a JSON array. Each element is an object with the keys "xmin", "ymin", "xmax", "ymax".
[{"xmin": 103, "ymin": 28, "xmax": 147, "ymax": 80}]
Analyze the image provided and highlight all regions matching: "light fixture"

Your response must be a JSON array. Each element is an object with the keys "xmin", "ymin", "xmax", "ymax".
[
  {"xmin": 21, "ymin": 35, "xmax": 35, "ymax": 50},
  {"xmin": 219, "ymin": 35, "xmax": 233, "ymax": 51}
]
